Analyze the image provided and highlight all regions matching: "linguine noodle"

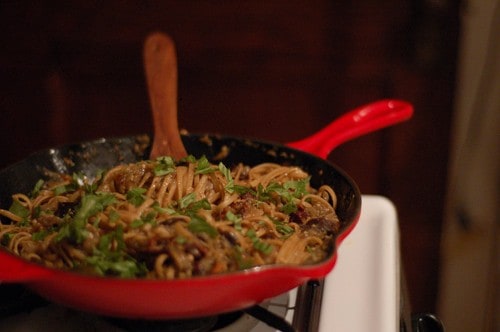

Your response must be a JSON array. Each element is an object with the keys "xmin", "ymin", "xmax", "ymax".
[{"xmin": 0, "ymin": 156, "xmax": 340, "ymax": 279}]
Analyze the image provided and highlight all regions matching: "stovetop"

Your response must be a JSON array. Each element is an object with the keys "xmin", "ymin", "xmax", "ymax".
[{"xmin": 0, "ymin": 195, "xmax": 402, "ymax": 332}]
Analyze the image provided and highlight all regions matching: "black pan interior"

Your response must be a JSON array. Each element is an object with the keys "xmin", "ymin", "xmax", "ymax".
[{"xmin": 0, "ymin": 134, "xmax": 360, "ymax": 235}]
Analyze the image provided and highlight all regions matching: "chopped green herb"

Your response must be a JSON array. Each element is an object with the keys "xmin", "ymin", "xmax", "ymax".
[
  {"xmin": 284, "ymin": 177, "xmax": 310, "ymax": 198},
  {"xmin": 56, "ymin": 193, "xmax": 115, "ymax": 244},
  {"xmin": 231, "ymin": 185, "xmax": 255, "ymax": 195},
  {"xmin": 195, "ymin": 156, "xmax": 216, "ymax": 175},
  {"xmin": 256, "ymin": 184, "xmax": 269, "ymax": 201},
  {"xmin": 173, "ymin": 193, "xmax": 215, "ymax": 237},
  {"xmin": 88, "ymin": 169, "xmax": 105, "ymax": 193},
  {"xmin": 246, "ymin": 229, "xmax": 273, "ymax": 255},
  {"xmin": 154, "ymin": 156, "xmax": 176, "ymax": 176},
  {"xmin": 175, "ymin": 236, "xmax": 187, "ymax": 244},
  {"xmin": 72, "ymin": 172, "xmax": 86, "ymax": 187},
  {"xmin": 177, "ymin": 193, "xmax": 211, "ymax": 213},
  {"xmin": 188, "ymin": 198, "xmax": 211, "ymax": 212},
  {"xmin": 84, "ymin": 182, "xmax": 98, "ymax": 194},
  {"xmin": 234, "ymin": 245, "xmax": 254, "ymax": 270},
  {"xmin": 31, "ymin": 179, "xmax": 45, "ymax": 197},
  {"xmin": 273, "ymin": 220, "xmax": 295, "ymax": 236},
  {"xmin": 92, "ymin": 217, "xmax": 102, "ymax": 228},
  {"xmin": 1, "ymin": 233, "xmax": 13, "ymax": 246},
  {"xmin": 8, "ymin": 199, "xmax": 30, "ymax": 221},
  {"xmin": 188, "ymin": 215, "xmax": 218, "ymax": 238},
  {"xmin": 130, "ymin": 219, "xmax": 144, "ymax": 228},
  {"xmin": 306, "ymin": 245, "xmax": 315, "ymax": 254},
  {"xmin": 98, "ymin": 257, "xmax": 145, "ymax": 277},
  {"xmin": 86, "ymin": 251, "xmax": 146, "ymax": 278},
  {"xmin": 109, "ymin": 209, "xmax": 120, "ymax": 223},
  {"xmin": 178, "ymin": 192, "xmax": 196, "ymax": 210},
  {"xmin": 226, "ymin": 211, "xmax": 242, "ymax": 232},
  {"xmin": 180, "ymin": 155, "xmax": 197, "ymax": 164},
  {"xmin": 53, "ymin": 173, "xmax": 88, "ymax": 196},
  {"xmin": 126, "ymin": 187, "xmax": 147, "ymax": 207},
  {"xmin": 53, "ymin": 185, "xmax": 69, "ymax": 196},
  {"xmin": 100, "ymin": 226, "xmax": 125, "ymax": 251},
  {"xmin": 84, "ymin": 226, "xmax": 146, "ymax": 277},
  {"xmin": 141, "ymin": 211, "xmax": 157, "ymax": 224},
  {"xmin": 32, "ymin": 206, "xmax": 43, "ymax": 219},
  {"xmin": 266, "ymin": 182, "xmax": 292, "ymax": 201},
  {"xmin": 218, "ymin": 162, "xmax": 234, "ymax": 193},
  {"xmin": 255, "ymin": 178, "xmax": 310, "ymax": 214},
  {"xmin": 128, "ymin": 212, "xmax": 157, "ymax": 229},
  {"xmin": 32, "ymin": 229, "xmax": 53, "ymax": 241},
  {"xmin": 281, "ymin": 201, "xmax": 298, "ymax": 214},
  {"xmin": 152, "ymin": 202, "xmax": 176, "ymax": 215}
]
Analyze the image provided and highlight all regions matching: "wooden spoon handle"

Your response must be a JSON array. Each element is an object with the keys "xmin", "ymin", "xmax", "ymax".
[{"xmin": 144, "ymin": 32, "xmax": 188, "ymax": 160}]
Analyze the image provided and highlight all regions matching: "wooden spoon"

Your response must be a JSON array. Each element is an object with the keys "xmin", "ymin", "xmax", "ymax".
[{"xmin": 143, "ymin": 32, "xmax": 188, "ymax": 160}]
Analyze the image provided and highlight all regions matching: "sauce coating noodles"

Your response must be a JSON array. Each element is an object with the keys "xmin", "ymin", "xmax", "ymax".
[{"xmin": 0, "ymin": 156, "xmax": 340, "ymax": 279}]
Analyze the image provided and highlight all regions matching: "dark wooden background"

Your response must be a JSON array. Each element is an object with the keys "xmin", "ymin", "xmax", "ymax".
[{"xmin": 0, "ymin": 1, "xmax": 460, "ymax": 314}]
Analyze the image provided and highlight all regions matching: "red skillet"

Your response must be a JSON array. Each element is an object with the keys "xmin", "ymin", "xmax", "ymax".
[{"xmin": 0, "ymin": 99, "xmax": 412, "ymax": 319}]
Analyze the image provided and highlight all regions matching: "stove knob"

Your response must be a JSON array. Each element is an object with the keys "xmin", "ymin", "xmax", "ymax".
[{"xmin": 412, "ymin": 313, "xmax": 444, "ymax": 332}]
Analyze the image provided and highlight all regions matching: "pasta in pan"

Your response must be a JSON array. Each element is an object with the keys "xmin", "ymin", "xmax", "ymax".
[{"xmin": 0, "ymin": 156, "xmax": 340, "ymax": 279}]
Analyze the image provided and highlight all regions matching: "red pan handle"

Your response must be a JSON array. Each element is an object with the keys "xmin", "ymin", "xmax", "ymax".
[
  {"xmin": 0, "ymin": 250, "xmax": 53, "ymax": 282},
  {"xmin": 286, "ymin": 99, "xmax": 413, "ymax": 159}
]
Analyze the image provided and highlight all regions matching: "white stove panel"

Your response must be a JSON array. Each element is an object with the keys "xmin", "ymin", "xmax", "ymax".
[{"xmin": 319, "ymin": 195, "xmax": 400, "ymax": 332}]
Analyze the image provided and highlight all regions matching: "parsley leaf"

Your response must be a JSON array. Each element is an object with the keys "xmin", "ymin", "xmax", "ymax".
[
  {"xmin": 175, "ymin": 236, "xmax": 187, "ymax": 244},
  {"xmin": 255, "ymin": 178, "xmax": 310, "ymax": 214},
  {"xmin": 86, "ymin": 250, "xmax": 146, "ymax": 278},
  {"xmin": 141, "ymin": 211, "xmax": 157, "ymax": 224},
  {"xmin": 31, "ymin": 179, "xmax": 45, "ymax": 197},
  {"xmin": 108, "ymin": 209, "xmax": 120, "ymax": 223},
  {"xmin": 98, "ymin": 226, "xmax": 125, "ymax": 251},
  {"xmin": 284, "ymin": 177, "xmax": 310, "ymax": 198},
  {"xmin": 85, "ymin": 226, "xmax": 147, "ymax": 278},
  {"xmin": 172, "ymin": 193, "xmax": 216, "ymax": 237},
  {"xmin": 32, "ymin": 229, "xmax": 53, "ymax": 241},
  {"xmin": 273, "ymin": 220, "xmax": 295, "ymax": 236},
  {"xmin": 53, "ymin": 172, "xmax": 87, "ymax": 196},
  {"xmin": 179, "ymin": 155, "xmax": 197, "ymax": 164},
  {"xmin": 126, "ymin": 187, "xmax": 147, "ymax": 207},
  {"xmin": 226, "ymin": 211, "xmax": 242, "ymax": 232},
  {"xmin": 195, "ymin": 156, "xmax": 216, "ymax": 175},
  {"xmin": 178, "ymin": 192, "xmax": 196, "ymax": 210},
  {"xmin": 246, "ymin": 229, "xmax": 273, "ymax": 255},
  {"xmin": 177, "ymin": 193, "xmax": 211, "ymax": 212},
  {"xmin": 218, "ymin": 162, "xmax": 234, "ymax": 193},
  {"xmin": 1, "ymin": 233, "xmax": 13, "ymax": 246},
  {"xmin": 8, "ymin": 199, "xmax": 30, "ymax": 221},
  {"xmin": 130, "ymin": 211, "xmax": 158, "ymax": 229},
  {"xmin": 152, "ymin": 202, "xmax": 176, "ymax": 215},
  {"xmin": 53, "ymin": 184, "xmax": 70, "ymax": 196},
  {"xmin": 281, "ymin": 201, "xmax": 298, "ymax": 214},
  {"xmin": 188, "ymin": 198, "xmax": 211, "ymax": 212},
  {"xmin": 232, "ymin": 184, "xmax": 255, "ymax": 195},
  {"xmin": 56, "ymin": 193, "xmax": 115, "ymax": 244},
  {"xmin": 154, "ymin": 156, "xmax": 176, "ymax": 176},
  {"xmin": 234, "ymin": 245, "xmax": 254, "ymax": 270},
  {"xmin": 130, "ymin": 219, "xmax": 144, "ymax": 228},
  {"xmin": 72, "ymin": 172, "xmax": 86, "ymax": 187},
  {"xmin": 188, "ymin": 215, "xmax": 218, "ymax": 238}
]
